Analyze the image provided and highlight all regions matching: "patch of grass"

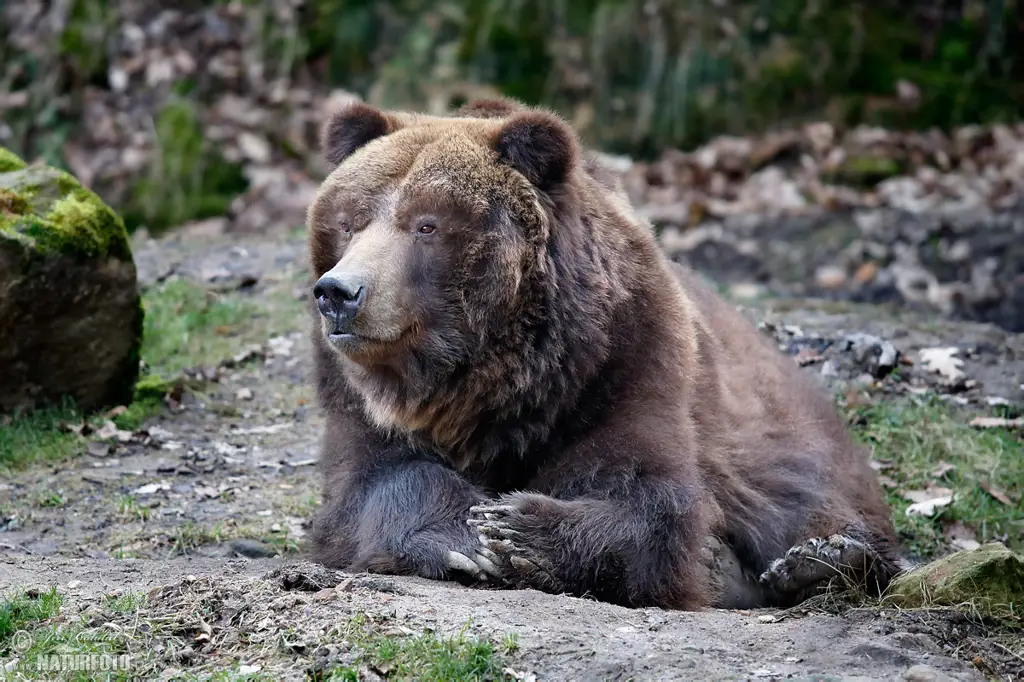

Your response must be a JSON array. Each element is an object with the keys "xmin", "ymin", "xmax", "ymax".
[
  {"xmin": 328, "ymin": 615, "xmax": 514, "ymax": 681},
  {"xmin": 5, "ymin": 618, "xmax": 134, "ymax": 681},
  {"xmin": 140, "ymin": 278, "xmax": 261, "ymax": 378},
  {"xmin": 0, "ymin": 394, "xmax": 164, "ymax": 471},
  {"xmin": 157, "ymin": 519, "xmax": 297, "ymax": 558},
  {"xmin": 115, "ymin": 495, "xmax": 150, "ymax": 523},
  {"xmin": 102, "ymin": 592, "xmax": 146, "ymax": 615},
  {"xmin": 0, "ymin": 400, "xmax": 87, "ymax": 471},
  {"xmin": 109, "ymin": 395, "xmax": 164, "ymax": 431},
  {"xmin": 0, "ymin": 587, "xmax": 64, "ymax": 654},
  {"xmin": 850, "ymin": 398, "xmax": 1024, "ymax": 560},
  {"xmin": 36, "ymin": 491, "xmax": 66, "ymax": 508},
  {"xmin": 169, "ymin": 520, "xmax": 229, "ymax": 555}
]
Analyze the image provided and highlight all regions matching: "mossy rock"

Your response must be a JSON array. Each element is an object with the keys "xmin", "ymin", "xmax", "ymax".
[
  {"xmin": 886, "ymin": 543, "xmax": 1024, "ymax": 622},
  {"xmin": 0, "ymin": 147, "xmax": 27, "ymax": 173},
  {"xmin": 0, "ymin": 147, "xmax": 143, "ymax": 414}
]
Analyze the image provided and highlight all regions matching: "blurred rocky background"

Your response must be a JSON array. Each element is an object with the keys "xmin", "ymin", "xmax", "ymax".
[{"xmin": 2, "ymin": 0, "xmax": 1023, "ymax": 331}]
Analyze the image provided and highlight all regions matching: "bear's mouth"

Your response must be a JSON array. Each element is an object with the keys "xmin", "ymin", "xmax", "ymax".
[{"xmin": 324, "ymin": 323, "xmax": 417, "ymax": 357}]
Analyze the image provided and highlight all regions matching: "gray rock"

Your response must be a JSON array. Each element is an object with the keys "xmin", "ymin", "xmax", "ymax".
[
  {"xmin": 228, "ymin": 538, "xmax": 279, "ymax": 558},
  {"xmin": 841, "ymin": 332, "xmax": 900, "ymax": 378}
]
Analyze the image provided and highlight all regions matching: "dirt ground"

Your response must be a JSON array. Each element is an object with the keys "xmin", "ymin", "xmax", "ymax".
[
  {"xmin": 2, "ymin": 225, "xmax": 1023, "ymax": 681},
  {"xmin": 0, "ymin": 554, "xmax": 1004, "ymax": 681}
]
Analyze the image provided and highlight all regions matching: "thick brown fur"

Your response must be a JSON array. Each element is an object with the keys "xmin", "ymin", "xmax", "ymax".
[{"xmin": 305, "ymin": 99, "xmax": 903, "ymax": 611}]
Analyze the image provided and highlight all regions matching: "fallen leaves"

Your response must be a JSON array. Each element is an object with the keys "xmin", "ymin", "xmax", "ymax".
[
  {"xmin": 133, "ymin": 481, "xmax": 171, "ymax": 496},
  {"xmin": 979, "ymin": 482, "xmax": 1017, "ymax": 507},
  {"xmin": 917, "ymin": 347, "xmax": 966, "ymax": 383},
  {"xmin": 944, "ymin": 521, "xmax": 981, "ymax": 551},
  {"xmin": 903, "ymin": 486, "xmax": 955, "ymax": 517},
  {"xmin": 969, "ymin": 416, "xmax": 1024, "ymax": 429}
]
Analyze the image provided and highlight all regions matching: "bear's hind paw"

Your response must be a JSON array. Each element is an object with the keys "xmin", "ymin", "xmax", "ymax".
[{"xmin": 758, "ymin": 534, "xmax": 883, "ymax": 600}]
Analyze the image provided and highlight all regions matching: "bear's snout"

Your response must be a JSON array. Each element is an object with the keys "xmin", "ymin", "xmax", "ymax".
[{"xmin": 314, "ymin": 274, "xmax": 366, "ymax": 336}]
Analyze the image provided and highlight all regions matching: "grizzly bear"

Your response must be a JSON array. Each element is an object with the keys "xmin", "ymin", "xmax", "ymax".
[{"xmin": 305, "ymin": 96, "xmax": 904, "ymax": 610}]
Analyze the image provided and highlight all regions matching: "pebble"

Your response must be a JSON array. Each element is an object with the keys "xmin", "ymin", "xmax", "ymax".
[
  {"xmin": 902, "ymin": 664, "xmax": 956, "ymax": 682},
  {"xmin": 229, "ymin": 538, "xmax": 278, "ymax": 559},
  {"xmin": 815, "ymin": 264, "xmax": 847, "ymax": 290}
]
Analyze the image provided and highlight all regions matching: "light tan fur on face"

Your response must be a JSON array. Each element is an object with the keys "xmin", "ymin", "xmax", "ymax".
[{"xmin": 317, "ymin": 189, "xmax": 410, "ymax": 345}]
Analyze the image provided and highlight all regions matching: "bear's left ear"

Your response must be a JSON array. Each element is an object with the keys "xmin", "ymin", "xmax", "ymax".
[
  {"xmin": 321, "ymin": 102, "xmax": 399, "ymax": 166},
  {"xmin": 492, "ymin": 111, "xmax": 579, "ymax": 191}
]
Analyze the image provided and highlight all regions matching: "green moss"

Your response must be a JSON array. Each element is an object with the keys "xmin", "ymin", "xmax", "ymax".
[
  {"xmin": 0, "ymin": 163, "xmax": 132, "ymax": 262},
  {"xmin": 0, "ymin": 188, "xmax": 29, "ymax": 215},
  {"xmin": 0, "ymin": 146, "xmax": 27, "ymax": 173},
  {"xmin": 887, "ymin": 543, "xmax": 1024, "ymax": 623}
]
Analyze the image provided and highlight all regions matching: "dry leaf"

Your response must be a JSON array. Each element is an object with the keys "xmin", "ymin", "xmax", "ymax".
[
  {"xmin": 903, "ymin": 486, "xmax": 955, "ymax": 517},
  {"xmin": 945, "ymin": 521, "xmax": 980, "ymax": 551},
  {"xmin": 870, "ymin": 458, "xmax": 895, "ymax": 471},
  {"xmin": 59, "ymin": 420, "xmax": 87, "ymax": 435},
  {"xmin": 93, "ymin": 420, "xmax": 119, "ymax": 440},
  {"xmin": 877, "ymin": 475, "xmax": 899, "ymax": 489},
  {"xmin": 969, "ymin": 416, "xmax": 1024, "ymax": 429},
  {"xmin": 105, "ymin": 405, "xmax": 128, "ymax": 418},
  {"xmin": 903, "ymin": 486, "xmax": 954, "ymax": 503},
  {"xmin": 918, "ymin": 347, "xmax": 966, "ymax": 382},
  {"xmin": 979, "ymin": 483, "xmax": 1015, "ymax": 506},
  {"xmin": 931, "ymin": 462, "xmax": 955, "ymax": 479},
  {"xmin": 133, "ymin": 481, "xmax": 171, "ymax": 496}
]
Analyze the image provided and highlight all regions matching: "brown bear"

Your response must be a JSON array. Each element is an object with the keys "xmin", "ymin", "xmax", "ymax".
[{"xmin": 305, "ymin": 96, "xmax": 904, "ymax": 610}]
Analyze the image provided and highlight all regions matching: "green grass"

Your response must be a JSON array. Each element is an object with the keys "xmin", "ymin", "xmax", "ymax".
[
  {"xmin": 0, "ymin": 400, "xmax": 85, "ymax": 471},
  {"xmin": 327, "ymin": 615, "xmax": 516, "ymax": 682},
  {"xmin": 0, "ymin": 394, "xmax": 165, "ymax": 472},
  {"xmin": 102, "ymin": 592, "xmax": 146, "ymax": 615},
  {"xmin": 0, "ymin": 587, "xmax": 64, "ymax": 654},
  {"xmin": 139, "ymin": 278, "xmax": 260, "ymax": 378},
  {"xmin": 850, "ymin": 398, "xmax": 1024, "ymax": 560}
]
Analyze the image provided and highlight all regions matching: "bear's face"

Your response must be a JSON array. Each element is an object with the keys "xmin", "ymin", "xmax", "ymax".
[{"xmin": 307, "ymin": 102, "xmax": 578, "ymax": 377}]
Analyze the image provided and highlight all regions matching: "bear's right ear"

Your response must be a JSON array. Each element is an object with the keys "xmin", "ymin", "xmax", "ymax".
[{"xmin": 321, "ymin": 102, "xmax": 396, "ymax": 166}]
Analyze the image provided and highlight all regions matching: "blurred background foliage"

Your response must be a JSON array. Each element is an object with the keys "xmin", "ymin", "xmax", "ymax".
[
  {"xmin": 1, "ymin": 0, "xmax": 1022, "ymax": 229},
  {"xmin": 299, "ymin": 0, "xmax": 1024, "ymax": 156}
]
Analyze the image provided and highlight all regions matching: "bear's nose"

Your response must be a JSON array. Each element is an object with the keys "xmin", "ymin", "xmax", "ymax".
[{"xmin": 313, "ymin": 275, "xmax": 366, "ymax": 329}]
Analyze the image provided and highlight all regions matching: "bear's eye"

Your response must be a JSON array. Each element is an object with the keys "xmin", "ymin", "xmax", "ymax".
[
  {"xmin": 417, "ymin": 222, "xmax": 437, "ymax": 235},
  {"xmin": 339, "ymin": 219, "xmax": 351, "ymax": 234}
]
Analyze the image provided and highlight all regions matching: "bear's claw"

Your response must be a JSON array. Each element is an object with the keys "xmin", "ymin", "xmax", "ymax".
[
  {"xmin": 467, "ymin": 502, "xmax": 566, "ymax": 593},
  {"xmin": 445, "ymin": 549, "xmax": 503, "ymax": 581}
]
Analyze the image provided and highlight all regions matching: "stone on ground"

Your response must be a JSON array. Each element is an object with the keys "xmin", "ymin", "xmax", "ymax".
[
  {"xmin": 887, "ymin": 542, "xmax": 1024, "ymax": 621},
  {"xmin": 0, "ymin": 147, "xmax": 143, "ymax": 414}
]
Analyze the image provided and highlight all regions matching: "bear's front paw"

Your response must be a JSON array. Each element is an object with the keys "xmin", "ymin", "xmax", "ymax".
[{"xmin": 467, "ymin": 499, "xmax": 566, "ymax": 594}]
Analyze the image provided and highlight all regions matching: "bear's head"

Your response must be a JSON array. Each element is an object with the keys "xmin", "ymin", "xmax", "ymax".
[{"xmin": 307, "ymin": 100, "xmax": 630, "ymax": 460}]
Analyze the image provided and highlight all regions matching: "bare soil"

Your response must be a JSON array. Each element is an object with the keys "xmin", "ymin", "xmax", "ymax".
[{"xmin": 2, "ymin": 224, "xmax": 1022, "ymax": 681}]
